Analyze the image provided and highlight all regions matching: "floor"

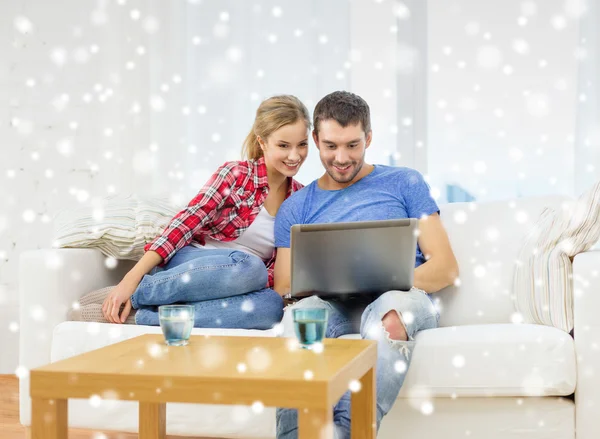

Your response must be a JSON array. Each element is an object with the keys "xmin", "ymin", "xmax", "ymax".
[{"xmin": 0, "ymin": 375, "xmax": 219, "ymax": 439}]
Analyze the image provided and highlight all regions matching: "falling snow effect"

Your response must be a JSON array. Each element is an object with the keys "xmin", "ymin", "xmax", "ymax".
[{"xmin": 1, "ymin": 3, "xmax": 599, "ymax": 439}]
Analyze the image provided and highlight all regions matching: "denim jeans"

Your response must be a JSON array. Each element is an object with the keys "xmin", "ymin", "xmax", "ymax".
[
  {"xmin": 132, "ymin": 245, "xmax": 283, "ymax": 330},
  {"xmin": 276, "ymin": 288, "xmax": 440, "ymax": 439}
]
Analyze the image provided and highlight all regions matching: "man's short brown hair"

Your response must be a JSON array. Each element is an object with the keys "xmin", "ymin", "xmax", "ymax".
[{"xmin": 313, "ymin": 91, "xmax": 371, "ymax": 136}]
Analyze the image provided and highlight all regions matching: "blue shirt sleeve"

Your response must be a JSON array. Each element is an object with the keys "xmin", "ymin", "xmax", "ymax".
[
  {"xmin": 403, "ymin": 169, "xmax": 440, "ymax": 218},
  {"xmin": 275, "ymin": 198, "xmax": 298, "ymax": 248}
]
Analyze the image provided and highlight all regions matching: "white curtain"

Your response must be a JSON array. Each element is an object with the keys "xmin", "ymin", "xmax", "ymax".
[
  {"xmin": 108, "ymin": 0, "xmax": 354, "ymax": 202},
  {"xmin": 575, "ymin": 0, "xmax": 600, "ymax": 194}
]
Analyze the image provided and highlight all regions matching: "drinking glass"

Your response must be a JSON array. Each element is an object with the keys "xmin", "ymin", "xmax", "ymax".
[
  {"xmin": 158, "ymin": 305, "xmax": 194, "ymax": 346},
  {"xmin": 292, "ymin": 308, "xmax": 329, "ymax": 349}
]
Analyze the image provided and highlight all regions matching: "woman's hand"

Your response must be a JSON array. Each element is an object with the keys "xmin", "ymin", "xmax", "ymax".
[
  {"xmin": 101, "ymin": 251, "xmax": 163, "ymax": 323},
  {"xmin": 102, "ymin": 277, "xmax": 140, "ymax": 323}
]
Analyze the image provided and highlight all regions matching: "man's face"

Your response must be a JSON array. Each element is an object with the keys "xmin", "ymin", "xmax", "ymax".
[{"xmin": 313, "ymin": 119, "xmax": 372, "ymax": 187}]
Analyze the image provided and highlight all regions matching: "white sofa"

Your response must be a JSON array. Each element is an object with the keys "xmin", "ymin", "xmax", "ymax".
[{"xmin": 19, "ymin": 195, "xmax": 600, "ymax": 439}]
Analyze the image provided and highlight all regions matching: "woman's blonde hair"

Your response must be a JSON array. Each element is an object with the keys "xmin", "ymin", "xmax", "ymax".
[{"xmin": 242, "ymin": 95, "xmax": 311, "ymax": 161}]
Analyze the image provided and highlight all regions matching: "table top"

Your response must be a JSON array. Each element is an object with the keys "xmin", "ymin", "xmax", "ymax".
[{"xmin": 30, "ymin": 334, "xmax": 377, "ymax": 408}]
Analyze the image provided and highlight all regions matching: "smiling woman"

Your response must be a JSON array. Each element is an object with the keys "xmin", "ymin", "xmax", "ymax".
[
  {"xmin": 106, "ymin": 99, "xmax": 306, "ymax": 324},
  {"xmin": 243, "ymin": 95, "xmax": 311, "ymax": 197},
  {"xmin": 262, "ymin": 121, "xmax": 308, "ymax": 174},
  {"xmin": 70, "ymin": 95, "xmax": 313, "ymax": 329}
]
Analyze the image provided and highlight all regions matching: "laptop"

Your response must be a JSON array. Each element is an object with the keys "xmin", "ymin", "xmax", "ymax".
[{"xmin": 290, "ymin": 219, "xmax": 418, "ymax": 298}]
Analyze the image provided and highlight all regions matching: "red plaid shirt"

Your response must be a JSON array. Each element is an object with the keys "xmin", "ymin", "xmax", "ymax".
[{"xmin": 145, "ymin": 157, "xmax": 303, "ymax": 288}]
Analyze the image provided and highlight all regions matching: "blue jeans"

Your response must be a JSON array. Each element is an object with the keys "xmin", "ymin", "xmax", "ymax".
[
  {"xmin": 131, "ymin": 245, "xmax": 283, "ymax": 330},
  {"xmin": 276, "ymin": 288, "xmax": 440, "ymax": 439}
]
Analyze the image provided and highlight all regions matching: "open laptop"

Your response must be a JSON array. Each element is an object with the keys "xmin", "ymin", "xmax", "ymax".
[{"xmin": 290, "ymin": 219, "xmax": 418, "ymax": 298}]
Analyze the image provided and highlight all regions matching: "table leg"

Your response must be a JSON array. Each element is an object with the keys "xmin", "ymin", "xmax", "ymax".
[
  {"xmin": 31, "ymin": 398, "xmax": 67, "ymax": 439},
  {"xmin": 139, "ymin": 401, "xmax": 166, "ymax": 439},
  {"xmin": 351, "ymin": 367, "xmax": 376, "ymax": 439},
  {"xmin": 298, "ymin": 407, "xmax": 333, "ymax": 439}
]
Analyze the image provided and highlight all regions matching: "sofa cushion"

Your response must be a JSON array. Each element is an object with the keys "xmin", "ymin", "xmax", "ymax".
[
  {"xmin": 53, "ymin": 194, "xmax": 180, "ymax": 260},
  {"xmin": 342, "ymin": 323, "xmax": 576, "ymax": 398},
  {"xmin": 435, "ymin": 195, "xmax": 570, "ymax": 327},
  {"xmin": 514, "ymin": 181, "xmax": 600, "ymax": 333}
]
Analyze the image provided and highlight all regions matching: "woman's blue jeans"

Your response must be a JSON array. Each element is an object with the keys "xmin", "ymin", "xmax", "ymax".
[{"xmin": 131, "ymin": 245, "xmax": 283, "ymax": 330}]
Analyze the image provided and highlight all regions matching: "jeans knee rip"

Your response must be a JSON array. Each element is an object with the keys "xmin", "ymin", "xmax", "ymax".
[{"xmin": 379, "ymin": 310, "xmax": 414, "ymax": 359}]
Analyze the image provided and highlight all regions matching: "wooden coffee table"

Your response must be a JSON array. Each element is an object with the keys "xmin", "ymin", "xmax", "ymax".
[{"xmin": 30, "ymin": 334, "xmax": 377, "ymax": 439}]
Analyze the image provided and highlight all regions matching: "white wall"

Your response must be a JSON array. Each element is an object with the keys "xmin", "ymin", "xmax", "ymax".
[
  {"xmin": 427, "ymin": 0, "xmax": 580, "ymax": 202},
  {"xmin": 1, "ymin": 0, "xmax": 25, "ymax": 375}
]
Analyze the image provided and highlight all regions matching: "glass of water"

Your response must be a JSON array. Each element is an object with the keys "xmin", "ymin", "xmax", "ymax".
[
  {"xmin": 158, "ymin": 305, "xmax": 194, "ymax": 346},
  {"xmin": 292, "ymin": 308, "xmax": 329, "ymax": 349}
]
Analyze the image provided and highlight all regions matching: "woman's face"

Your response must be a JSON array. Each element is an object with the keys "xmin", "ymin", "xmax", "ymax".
[{"xmin": 259, "ymin": 120, "xmax": 309, "ymax": 179}]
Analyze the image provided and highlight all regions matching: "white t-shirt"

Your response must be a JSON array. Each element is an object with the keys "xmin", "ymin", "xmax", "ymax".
[{"xmin": 191, "ymin": 207, "xmax": 275, "ymax": 261}]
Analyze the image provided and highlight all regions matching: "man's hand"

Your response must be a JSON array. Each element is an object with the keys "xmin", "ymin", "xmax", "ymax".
[
  {"xmin": 414, "ymin": 212, "xmax": 459, "ymax": 293},
  {"xmin": 102, "ymin": 277, "xmax": 140, "ymax": 323}
]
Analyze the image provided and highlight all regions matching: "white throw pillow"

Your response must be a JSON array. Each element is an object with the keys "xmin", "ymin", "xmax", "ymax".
[
  {"xmin": 513, "ymin": 181, "xmax": 600, "ymax": 333},
  {"xmin": 53, "ymin": 194, "xmax": 180, "ymax": 260}
]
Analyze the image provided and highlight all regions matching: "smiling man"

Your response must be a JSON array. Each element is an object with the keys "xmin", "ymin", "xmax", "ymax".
[{"xmin": 273, "ymin": 91, "xmax": 459, "ymax": 439}]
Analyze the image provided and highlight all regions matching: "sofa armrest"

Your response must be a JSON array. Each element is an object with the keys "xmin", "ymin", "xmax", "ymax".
[
  {"xmin": 573, "ymin": 250, "xmax": 600, "ymax": 439},
  {"xmin": 18, "ymin": 248, "xmax": 134, "ymax": 425}
]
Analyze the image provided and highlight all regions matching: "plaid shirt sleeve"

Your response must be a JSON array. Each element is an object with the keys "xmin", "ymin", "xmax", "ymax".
[{"xmin": 145, "ymin": 162, "xmax": 238, "ymax": 264}]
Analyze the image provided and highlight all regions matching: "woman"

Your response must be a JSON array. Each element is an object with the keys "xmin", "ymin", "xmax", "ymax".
[{"xmin": 99, "ymin": 95, "xmax": 310, "ymax": 329}]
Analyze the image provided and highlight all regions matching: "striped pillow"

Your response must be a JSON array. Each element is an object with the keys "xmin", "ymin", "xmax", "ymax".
[
  {"xmin": 53, "ymin": 195, "xmax": 180, "ymax": 260},
  {"xmin": 514, "ymin": 181, "xmax": 600, "ymax": 333}
]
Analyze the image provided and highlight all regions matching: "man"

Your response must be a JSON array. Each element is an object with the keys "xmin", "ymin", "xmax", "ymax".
[{"xmin": 273, "ymin": 91, "xmax": 459, "ymax": 439}]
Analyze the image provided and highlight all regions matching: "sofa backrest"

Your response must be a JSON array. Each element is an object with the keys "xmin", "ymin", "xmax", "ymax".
[{"xmin": 433, "ymin": 194, "xmax": 572, "ymax": 327}]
